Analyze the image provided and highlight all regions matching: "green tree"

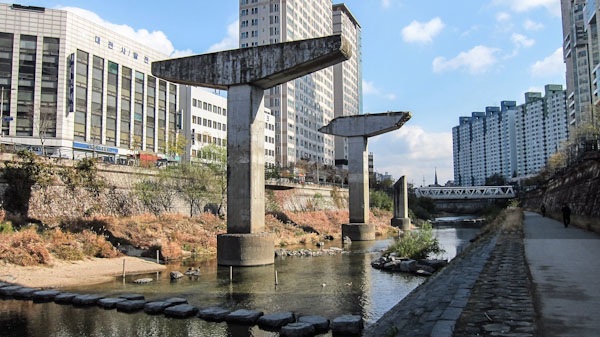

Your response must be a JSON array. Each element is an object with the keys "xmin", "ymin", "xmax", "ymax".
[
  {"xmin": 167, "ymin": 133, "xmax": 188, "ymax": 160},
  {"xmin": 370, "ymin": 189, "xmax": 393, "ymax": 211},
  {"xmin": 385, "ymin": 222, "xmax": 444, "ymax": 260},
  {"xmin": 172, "ymin": 163, "xmax": 213, "ymax": 217},
  {"xmin": 201, "ymin": 144, "xmax": 227, "ymax": 215}
]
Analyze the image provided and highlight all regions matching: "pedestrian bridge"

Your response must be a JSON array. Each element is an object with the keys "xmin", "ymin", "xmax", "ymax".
[{"xmin": 415, "ymin": 186, "xmax": 516, "ymax": 200}]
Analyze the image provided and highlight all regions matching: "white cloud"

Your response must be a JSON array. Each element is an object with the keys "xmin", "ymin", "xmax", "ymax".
[
  {"xmin": 496, "ymin": 12, "xmax": 511, "ymax": 22},
  {"xmin": 363, "ymin": 80, "xmax": 397, "ymax": 100},
  {"xmin": 511, "ymin": 33, "xmax": 535, "ymax": 48},
  {"xmin": 493, "ymin": 0, "xmax": 561, "ymax": 17},
  {"xmin": 207, "ymin": 21, "xmax": 240, "ymax": 53},
  {"xmin": 433, "ymin": 45, "xmax": 500, "ymax": 74},
  {"xmin": 524, "ymin": 19, "xmax": 544, "ymax": 31},
  {"xmin": 401, "ymin": 17, "xmax": 445, "ymax": 44},
  {"xmin": 381, "ymin": 0, "xmax": 392, "ymax": 8},
  {"xmin": 531, "ymin": 48, "xmax": 565, "ymax": 77},
  {"xmin": 57, "ymin": 6, "xmax": 191, "ymax": 57},
  {"xmin": 370, "ymin": 125, "xmax": 454, "ymax": 186}
]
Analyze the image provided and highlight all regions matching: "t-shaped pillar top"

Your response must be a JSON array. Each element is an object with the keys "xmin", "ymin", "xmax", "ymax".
[
  {"xmin": 151, "ymin": 35, "xmax": 351, "ymax": 90},
  {"xmin": 318, "ymin": 111, "xmax": 411, "ymax": 138}
]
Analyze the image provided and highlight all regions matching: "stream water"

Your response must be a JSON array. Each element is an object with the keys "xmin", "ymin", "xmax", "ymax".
[{"xmin": 0, "ymin": 227, "xmax": 479, "ymax": 337}]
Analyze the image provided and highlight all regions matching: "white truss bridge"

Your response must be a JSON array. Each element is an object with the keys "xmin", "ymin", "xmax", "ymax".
[{"xmin": 415, "ymin": 186, "xmax": 516, "ymax": 200}]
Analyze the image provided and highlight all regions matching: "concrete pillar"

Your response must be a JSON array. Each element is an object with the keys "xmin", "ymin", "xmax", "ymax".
[
  {"xmin": 348, "ymin": 136, "xmax": 369, "ymax": 224},
  {"xmin": 391, "ymin": 176, "xmax": 411, "ymax": 230},
  {"xmin": 217, "ymin": 84, "xmax": 274, "ymax": 266}
]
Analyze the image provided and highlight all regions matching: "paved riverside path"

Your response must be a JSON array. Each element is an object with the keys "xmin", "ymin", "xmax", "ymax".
[{"xmin": 523, "ymin": 211, "xmax": 600, "ymax": 337}]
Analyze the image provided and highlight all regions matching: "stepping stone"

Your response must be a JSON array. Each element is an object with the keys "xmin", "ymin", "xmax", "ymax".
[
  {"xmin": 197, "ymin": 307, "xmax": 230, "ymax": 322},
  {"xmin": 144, "ymin": 301, "xmax": 172, "ymax": 315},
  {"xmin": 164, "ymin": 304, "xmax": 199, "ymax": 318},
  {"xmin": 297, "ymin": 315, "xmax": 329, "ymax": 332},
  {"xmin": 119, "ymin": 293, "xmax": 144, "ymax": 300},
  {"xmin": 331, "ymin": 315, "xmax": 363, "ymax": 336},
  {"xmin": 97, "ymin": 297, "xmax": 127, "ymax": 309},
  {"xmin": 0, "ymin": 282, "xmax": 12, "ymax": 288},
  {"xmin": 13, "ymin": 287, "xmax": 40, "ymax": 300},
  {"xmin": 0, "ymin": 285, "xmax": 23, "ymax": 297},
  {"xmin": 144, "ymin": 297, "xmax": 189, "ymax": 315},
  {"xmin": 32, "ymin": 290, "xmax": 62, "ymax": 302},
  {"xmin": 72, "ymin": 294, "xmax": 104, "ymax": 306},
  {"xmin": 164, "ymin": 297, "xmax": 188, "ymax": 305},
  {"xmin": 280, "ymin": 322, "xmax": 315, "ymax": 337},
  {"xmin": 54, "ymin": 292, "xmax": 79, "ymax": 304},
  {"xmin": 226, "ymin": 309, "xmax": 264, "ymax": 325},
  {"xmin": 116, "ymin": 300, "xmax": 146, "ymax": 313},
  {"xmin": 257, "ymin": 312, "xmax": 295, "ymax": 329}
]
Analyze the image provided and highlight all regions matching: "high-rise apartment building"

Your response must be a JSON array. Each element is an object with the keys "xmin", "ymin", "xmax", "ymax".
[
  {"xmin": 453, "ymin": 85, "xmax": 569, "ymax": 186},
  {"xmin": 0, "ymin": 4, "xmax": 182, "ymax": 161},
  {"xmin": 332, "ymin": 3, "xmax": 361, "ymax": 167},
  {"xmin": 239, "ymin": 0, "xmax": 361, "ymax": 168},
  {"xmin": 561, "ymin": 0, "xmax": 596, "ymax": 128}
]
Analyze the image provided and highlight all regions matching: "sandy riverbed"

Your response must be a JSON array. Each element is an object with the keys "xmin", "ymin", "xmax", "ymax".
[{"xmin": 0, "ymin": 256, "xmax": 166, "ymax": 288}]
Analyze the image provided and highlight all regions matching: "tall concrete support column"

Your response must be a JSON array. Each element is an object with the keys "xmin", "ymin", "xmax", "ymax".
[
  {"xmin": 348, "ymin": 136, "xmax": 369, "ymax": 223},
  {"xmin": 152, "ymin": 35, "xmax": 351, "ymax": 266},
  {"xmin": 391, "ymin": 175, "xmax": 411, "ymax": 230},
  {"xmin": 319, "ymin": 112, "xmax": 412, "ymax": 241}
]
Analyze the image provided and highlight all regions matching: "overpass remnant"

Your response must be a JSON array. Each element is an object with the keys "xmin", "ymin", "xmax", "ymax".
[
  {"xmin": 391, "ymin": 176, "xmax": 411, "ymax": 230},
  {"xmin": 319, "ymin": 112, "xmax": 411, "ymax": 240},
  {"xmin": 153, "ymin": 35, "xmax": 351, "ymax": 266}
]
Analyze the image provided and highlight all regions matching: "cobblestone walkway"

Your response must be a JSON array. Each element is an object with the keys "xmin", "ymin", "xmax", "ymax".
[
  {"xmin": 364, "ymin": 232, "xmax": 499, "ymax": 337},
  {"xmin": 452, "ymin": 232, "xmax": 537, "ymax": 337}
]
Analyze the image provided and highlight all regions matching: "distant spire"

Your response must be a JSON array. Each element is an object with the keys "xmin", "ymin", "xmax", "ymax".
[{"xmin": 434, "ymin": 167, "xmax": 439, "ymax": 186}]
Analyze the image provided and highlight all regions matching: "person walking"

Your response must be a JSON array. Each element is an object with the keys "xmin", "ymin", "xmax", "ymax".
[
  {"xmin": 561, "ymin": 204, "xmax": 571, "ymax": 228},
  {"xmin": 541, "ymin": 204, "xmax": 546, "ymax": 217}
]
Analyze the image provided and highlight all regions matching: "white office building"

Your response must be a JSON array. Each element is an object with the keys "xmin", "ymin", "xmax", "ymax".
[
  {"xmin": 180, "ymin": 86, "xmax": 276, "ymax": 167},
  {"xmin": 0, "ymin": 4, "xmax": 184, "ymax": 162},
  {"xmin": 239, "ymin": 0, "xmax": 361, "ymax": 168},
  {"xmin": 453, "ymin": 85, "xmax": 569, "ymax": 186}
]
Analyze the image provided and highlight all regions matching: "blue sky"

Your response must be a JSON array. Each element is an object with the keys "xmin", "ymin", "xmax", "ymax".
[{"xmin": 27, "ymin": 0, "xmax": 565, "ymax": 185}]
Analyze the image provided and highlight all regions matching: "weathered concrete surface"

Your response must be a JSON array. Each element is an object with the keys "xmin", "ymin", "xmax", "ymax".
[
  {"xmin": 524, "ymin": 211, "xmax": 600, "ymax": 336},
  {"xmin": 347, "ymin": 136, "xmax": 369, "ymax": 224},
  {"xmin": 342, "ymin": 223, "xmax": 375, "ymax": 241},
  {"xmin": 217, "ymin": 233, "xmax": 275, "ymax": 266},
  {"xmin": 226, "ymin": 84, "xmax": 266, "ymax": 234},
  {"xmin": 318, "ymin": 111, "xmax": 411, "ymax": 138},
  {"xmin": 392, "ymin": 176, "xmax": 410, "ymax": 229},
  {"xmin": 152, "ymin": 35, "xmax": 351, "ymax": 90}
]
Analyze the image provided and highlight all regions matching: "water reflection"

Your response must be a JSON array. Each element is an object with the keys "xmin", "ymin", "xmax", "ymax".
[{"xmin": 0, "ymin": 227, "xmax": 479, "ymax": 337}]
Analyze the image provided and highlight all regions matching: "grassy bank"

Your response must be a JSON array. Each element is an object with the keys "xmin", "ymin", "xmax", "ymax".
[{"xmin": 0, "ymin": 208, "xmax": 394, "ymax": 267}]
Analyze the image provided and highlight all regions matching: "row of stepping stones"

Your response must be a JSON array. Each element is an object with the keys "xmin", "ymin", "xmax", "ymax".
[{"xmin": 0, "ymin": 281, "xmax": 363, "ymax": 336}]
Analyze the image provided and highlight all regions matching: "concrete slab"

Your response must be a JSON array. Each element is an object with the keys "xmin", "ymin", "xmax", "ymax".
[
  {"xmin": 13, "ymin": 287, "xmax": 40, "ymax": 300},
  {"xmin": 116, "ymin": 299, "xmax": 146, "ymax": 313},
  {"xmin": 97, "ymin": 297, "xmax": 127, "ymax": 309},
  {"xmin": 32, "ymin": 290, "xmax": 62, "ymax": 302},
  {"xmin": 197, "ymin": 306, "xmax": 231, "ymax": 322},
  {"xmin": 342, "ymin": 223, "xmax": 375, "ymax": 241},
  {"xmin": 524, "ymin": 212, "xmax": 600, "ymax": 337},
  {"xmin": 164, "ymin": 304, "xmax": 199, "ymax": 318},
  {"xmin": 257, "ymin": 312, "xmax": 295, "ymax": 328},
  {"xmin": 152, "ymin": 35, "xmax": 351, "ymax": 90},
  {"xmin": 297, "ymin": 315, "xmax": 330, "ymax": 332},
  {"xmin": 54, "ymin": 292, "xmax": 78, "ymax": 304},
  {"xmin": 217, "ymin": 233, "xmax": 275, "ymax": 266},
  {"xmin": 318, "ymin": 111, "xmax": 411, "ymax": 138},
  {"xmin": 118, "ymin": 293, "xmax": 144, "ymax": 300},
  {"xmin": 331, "ymin": 315, "xmax": 363, "ymax": 336},
  {"xmin": 72, "ymin": 294, "xmax": 104, "ymax": 306},
  {"xmin": 280, "ymin": 322, "xmax": 315, "ymax": 337},
  {"xmin": 226, "ymin": 309, "xmax": 264, "ymax": 325},
  {"xmin": 0, "ymin": 285, "xmax": 23, "ymax": 297}
]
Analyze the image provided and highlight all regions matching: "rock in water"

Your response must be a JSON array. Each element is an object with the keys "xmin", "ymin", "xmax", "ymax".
[
  {"xmin": 97, "ymin": 298, "xmax": 127, "ymax": 309},
  {"xmin": 226, "ymin": 309, "xmax": 264, "ymax": 324},
  {"xmin": 257, "ymin": 312, "xmax": 295, "ymax": 328},
  {"xmin": 170, "ymin": 271, "xmax": 184, "ymax": 280},
  {"xmin": 331, "ymin": 315, "xmax": 363, "ymax": 336},
  {"xmin": 198, "ymin": 307, "xmax": 231, "ymax": 322},
  {"xmin": 164, "ymin": 304, "xmax": 198, "ymax": 318},
  {"xmin": 280, "ymin": 322, "xmax": 315, "ymax": 337},
  {"xmin": 342, "ymin": 236, "xmax": 352, "ymax": 244},
  {"xmin": 297, "ymin": 315, "xmax": 330, "ymax": 332},
  {"xmin": 133, "ymin": 278, "xmax": 153, "ymax": 284}
]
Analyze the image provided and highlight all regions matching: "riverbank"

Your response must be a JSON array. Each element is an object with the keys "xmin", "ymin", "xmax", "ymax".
[{"xmin": 0, "ymin": 256, "xmax": 165, "ymax": 288}]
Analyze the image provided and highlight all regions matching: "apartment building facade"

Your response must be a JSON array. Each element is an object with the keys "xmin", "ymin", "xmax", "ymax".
[
  {"xmin": 453, "ymin": 85, "xmax": 569, "ymax": 186},
  {"xmin": 239, "ymin": 0, "xmax": 361, "ymax": 168}
]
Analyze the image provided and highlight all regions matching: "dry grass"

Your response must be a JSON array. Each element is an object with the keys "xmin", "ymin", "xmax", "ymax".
[
  {"xmin": 0, "ymin": 228, "xmax": 51, "ymax": 266},
  {"xmin": 479, "ymin": 207, "xmax": 524, "ymax": 235}
]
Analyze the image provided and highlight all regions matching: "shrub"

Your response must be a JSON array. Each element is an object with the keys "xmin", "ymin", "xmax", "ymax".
[
  {"xmin": 385, "ymin": 222, "xmax": 444, "ymax": 260},
  {"xmin": 0, "ymin": 228, "xmax": 51, "ymax": 266},
  {"xmin": 370, "ymin": 189, "xmax": 392, "ymax": 211},
  {"xmin": 47, "ymin": 229, "xmax": 84, "ymax": 260},
  {"xmin": 0, "ymin": 222, "xmax": 13, "ymax": 233},
  {"xmin": 77, "ymin": 230, "xmax": 120, "ymax": 258}
]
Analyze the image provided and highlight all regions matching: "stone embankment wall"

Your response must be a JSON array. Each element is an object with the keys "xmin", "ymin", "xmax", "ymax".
[
  {"xmin": 521, "ymin": 152, "xmax": 600, "ymax": 233},
  {"xmin": 0, "ymin": 154, "xmax": 348, "ymax": 219}
]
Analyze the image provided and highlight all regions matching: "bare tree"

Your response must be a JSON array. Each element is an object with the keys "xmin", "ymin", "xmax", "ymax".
[{"xmin": 35, "ymin": 109, "xmax": 55, "ymax": 157}]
